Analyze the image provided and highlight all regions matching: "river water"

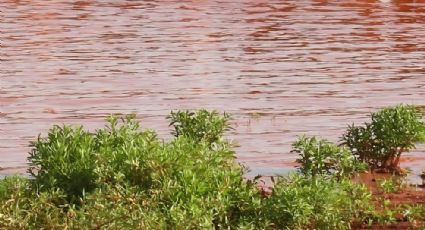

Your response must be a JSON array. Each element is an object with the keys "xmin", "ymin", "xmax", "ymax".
[{"xmin": 1, "ymin": 0, "xmax": 425, "ymax": 178}]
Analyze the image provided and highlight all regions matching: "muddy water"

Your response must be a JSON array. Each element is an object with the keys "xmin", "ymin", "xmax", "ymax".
[{"xmin": 1, "ymin": 0, "xmax": 425, "ymax": 177}]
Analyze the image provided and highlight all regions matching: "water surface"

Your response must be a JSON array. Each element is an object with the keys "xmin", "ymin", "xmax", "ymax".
[{"xmin": 1, "ymin": 0, "xmax": 425, "ymax": 176}]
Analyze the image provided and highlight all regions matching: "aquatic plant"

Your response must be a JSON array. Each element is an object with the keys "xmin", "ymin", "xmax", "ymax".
[
  {"xmin": 291, "ymin": 136, "xmax": 367, "ymax": 179},
  {"xmin": 264, "ymin": 174, "xmax": 373, "ymax": 230},
  {"xmin": 27, "ymin": 114, "xmax": 159, "ymax": 201},
  {"xmin": 28, "ymin": 125, "xmax": 98, "ymax": 199},
  {"xmin": 1, "ymin": 111, "xmax": 264, "ymax": 228},
  {"xmin": 0, "ymin": 110, "xmax": 377, "ymax": 229},
  {"xmin": 341, "ymin": 104, "xmax": 425, "ymax": 171},
  {"xmin": 167, "ymin": 109, "xmax": 231, "ymax": 145},
  {"xmin": 376, "ymin": 176, "xmax": 407, "ymax": 194},
  {"xmin": 400, "ymin": 204, "xmax": 425, "ymax": 224}
]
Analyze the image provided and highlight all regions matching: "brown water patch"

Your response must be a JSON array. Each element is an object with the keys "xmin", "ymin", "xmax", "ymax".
[
  {"xmin": 0, "ymin": 166, "xmax": 27, "ymax": 174},
  {"xmin": 400, "ymin": 155, "xmax": 425, "ymax": 164},
  {"xmin": 1, "ymin": 0, "xmax": 425, "ymax": 176}
]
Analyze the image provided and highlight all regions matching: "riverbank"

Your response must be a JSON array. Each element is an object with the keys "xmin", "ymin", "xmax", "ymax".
[
  {"xmin": 352, "ymin": 172, "xmax": 425, "ymax": 229},
  {"xmin": 1, "ymin": 107, "xmax": 424, "ymax": 228}
]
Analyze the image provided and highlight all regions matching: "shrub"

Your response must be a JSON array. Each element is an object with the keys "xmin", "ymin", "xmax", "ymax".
[
  {"xmin": 0, "ymin": 175, "xmax": 29, "ymax": 202},
  {"xmin": 28, "ymin": 125, "xmax": 98, "ymax": 199},
  {"xmin": 138, "ymin": 136, "xmax": 263, "ymax": 229},
  {"xmin": 4, "ymin": 108, "xmax": 415, "ymax": 229},
  {"xmin": 0, "ymin": 176, "xmax": 70, "ymax": 229},
  {"xmin": 291, "ymin": 136, "xmax": 367, "ymax": 178},
  {"xmin": 28, "ymin": 115, "xmax": 161, "ymax": 200},
  {"xmin": 5, "ymin": 175, "xmax": 370, "ymax": 229},
  {"xmin": 264, "ymin": 174, "xmax": 374, "ymax": 230},
  {"xmin": 376, "ymin": 176, "xmax": 407, "ymax": 194},
  {"xmin": 7, "ymin": 110, "xmax": 266, "ymax": 228},
  {"xmin": 93, "ymin": 114, "xmax": 160, "ymax": 189},
  {"xmin": 167, "ymin": 110, "xmax": 231, "ymax": 144},
  {"xmin": 341, "ymin": 104, "xmax": 425, "ymax": 171},
  {"xmin": 340, "ymin": 124, "xmax": 376, "ymax": 168},
  {"xmin": 400, "ymin": 204, "xmax": 425, "ymax": 223}
]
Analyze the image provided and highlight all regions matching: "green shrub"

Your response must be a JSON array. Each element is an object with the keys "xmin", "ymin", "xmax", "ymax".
[
  {"xmin": 400, "ymin": 204, "xmax": 425, "ymax": 223},
  {"xmin": 5, "ymin": 108, "xmax": 415, "ymax": 229},
  {"xmin": 264, "ymin": 174, "xmax": 374, "ymax": 230},
  {"xmin": 93, "ymin": 114, "xmax": 160, "ymax": 189},
  {"xmin": 341, "ymin": 104, "xmax": 425, "ymax": 171},
  {"xmin": 291, "ymin": 136, "xmax": 367, "ymax": 178},
  {"xmin": 376, "ymin": 176, "xmax": 407, "ymax": 194},
  {"xmin": 6, "ymin": 111, "xmax": 267, "ymax": 229},
  {"xmin": 167, "ymin": 110, "xmax": 231, "ymax": 144},
  {"xmin": 28, "ymin": 115, "xmax": 161, "ymax": 200},
  {"xmin": 28, "ymin": 125, "xmax": 98, "ymax": 199},
  {"xmin": 136, "ymin": 136, "xmax": 262, "ymax": 229},
  {"xmin": 0, "ymin": 176, "xmax": 70, "ymax": 229},
  {"xmin": 0, "ymin": 175, "xmax": 29, "ymax": 202},
  {"xmin": 369, "ymin": 198, "xmax": 398, "ymax": 224},
  {"xmin": 340, "ymin": 124, "xmax": 376, "ymax": 168},
  {"xmin": 32, "ymin": 172, "xmax": 371, "ymax": 230}
]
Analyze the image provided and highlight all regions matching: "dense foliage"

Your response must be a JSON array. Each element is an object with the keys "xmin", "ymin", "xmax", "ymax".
[
  {"xmin": 168, "ymin": 110, "xmax": 231, "ymax": 144},
  {"xmin": 291, "ymin": 136, "xmax": 367, "ymax": 179},
  {"xmin": 341, "ymin": 104, "xmax": 425, "ymax": 171},
  {"xmin": 264, "ymin": 175, "xmax": 373, "ymax": 229},
  {"xmin": 1, "ymin": 106, "xmax": 424, "ymax": 229}
]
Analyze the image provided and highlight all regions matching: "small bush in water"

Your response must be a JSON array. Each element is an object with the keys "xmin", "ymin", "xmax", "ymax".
[
  {"xmin": 291, "ymin": 136, "xmax": 367, "ymax": 179},
  {"xmin": 341, "ymin": 104, "xmax": 425, "ymax": 171},
  {"xmin": 168, "ymin": 109, "xmax": 231, "ymax": 144},
  {"xmin": 264, "ymin": 174, "xmax": 373, "ymax": 230}
]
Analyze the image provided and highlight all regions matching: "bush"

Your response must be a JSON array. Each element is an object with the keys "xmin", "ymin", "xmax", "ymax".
[
  {"xmin": 4, "ymin": 108, "xmax": 417, "ymax": 229},
  {"xmin": 0, "ymin": 174, "xmax": 374, "ymax": 230},
  {"xmin": 0, "ymin": 176, "xmax": 70, "ymax": 229},
  {"xmin": 28, "ymin": 125, "xmax": 98, "ymax": 199},
  {"xmin": 264, "ymin": 174, "xmax": 373, "ymax": 230},
  {"xmin": 93, "ymin": 114, "xmax": 160, "ymax": 189},
  {"xmin": 28, "ymin": 114, "xmax": 161, "ymax": 200},
  {"xmin": 167, "ymin": 110, "xmax": 231, "ymax": 144},
  {"xmin": 291, "ymin": 136, "xmax": 367, "ymax": 179},
  {"xmin": 376, "ymin": 176, "xmax": 407, "ymax": 194},
  {"xmin": 341, "ymin": 104, "xmax": 425, "ymax": 171},
  {"xmin": 5, "ymin": 110, "xmax": 266, "ymax": 228},
  {"xmin": 0, "ymin": 175, "xmax": 29, "ymax": 202}
]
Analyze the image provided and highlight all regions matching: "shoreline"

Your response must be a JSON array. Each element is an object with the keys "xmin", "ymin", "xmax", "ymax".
[{"xmin": 3, "ymin": 154, "xmax": 424, "ymax": 187}]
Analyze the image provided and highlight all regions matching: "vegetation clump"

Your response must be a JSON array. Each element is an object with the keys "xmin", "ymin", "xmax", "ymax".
[
  {"xmin": 341, "ymin": 104, "xmax": 425, "ymax": 171},
  {"xmin": 0, "ymin": 110, "xmax": 378, "ymax": 229},
  {"xmin": 0, "ymin": 105, "xmax": 424, "ymax": 229},
  {"xmin": 264, "ymin": 174, "xmax": 373, "ymax": 229},
  {"xmin": 168, "ymin": 110, "xmax": 231, "ymax": 144},
  {"xmin": 292, "ymin": 136, "xmax": 367, "ymax": 179},
  {"xmin": 27, "ymin": 114, "xmax": 161, "ymax": 200},
  {"xmin": 376, "ymin": 176, "xmax": 407, "ymax": 194}
]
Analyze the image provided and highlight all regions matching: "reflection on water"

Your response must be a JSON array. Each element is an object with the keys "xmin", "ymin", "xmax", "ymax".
[{"xmin": 1, "ymin": 0, "xmax": 425, "ymax": 175}]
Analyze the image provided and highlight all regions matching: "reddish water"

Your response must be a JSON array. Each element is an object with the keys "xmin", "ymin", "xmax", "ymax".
[{"xmin": 1, "ymin": 0, "xmax": 425, "ymax": 177}]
